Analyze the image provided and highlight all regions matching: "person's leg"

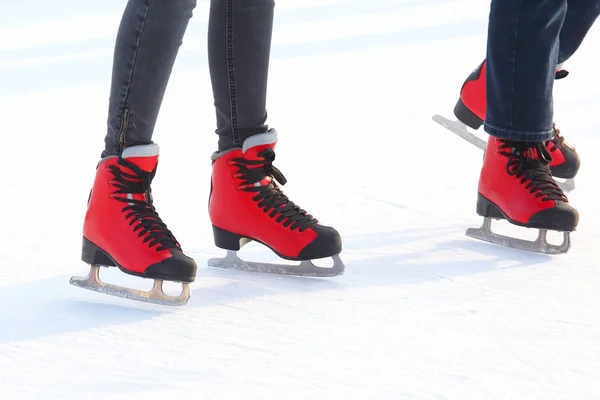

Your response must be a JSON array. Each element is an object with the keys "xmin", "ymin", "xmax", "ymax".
[
  {"xmin": 558, "ymin": 0, "xmax": 600, "ymax": 64},
  {"xmin": 103, "ymin": 0, "xmax": 196, "ymax": 157},
  {"xmin": 453, "ymin": 59, "xmax": 581, "ymax": 180},
  {"xmin": 451, "ymin": 0, "xmax": 599, "ymax": 180},
  {"xmin": 465, "ymin": 0, "xmax": 578, "ymax": 253},
  {"xmin": 455, "ymin": 0, "xmax": 600, "ymax": 129},
  {"xmin": 484, "ymin": 0, "xmax": 566, "ymax": 140},
  {"xmin": 207, "ymin": 0, "xmax": 272, "ymax": 152},
  {"xmin": 73, "ymin": 0, "xmax": 198, "ymax": 305},
  {"xmin": 206, "ymin": 0, "xmax": 344, "ymax": 276}
]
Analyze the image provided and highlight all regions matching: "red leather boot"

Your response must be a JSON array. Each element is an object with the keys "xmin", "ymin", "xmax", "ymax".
[
  {"xmin": 70, "ymin": 144, "xmax": 197, "ymax": 305},
  {"xmin": 207, "ymin": 129, "xmax": 345, "ymax": 277}
]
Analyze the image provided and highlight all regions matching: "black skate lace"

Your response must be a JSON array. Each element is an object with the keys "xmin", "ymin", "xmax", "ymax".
[
  {"xmin": 499, "ymin": 140, "xmax": 568, "ymax": 202},
  {"xmin": 108, "ymin": 158, "xmax": 181, "ymax": 251},
  {"xmin": 231, "ymin": 148, "xmax": 319, "ymax": 232},
  {"xmin": 555, "ymin": 69, "xmax": 569, "ymax": 80},
  {"xmin": 548, "ymin": 126, "xmax": 565, "ymax": 152}
]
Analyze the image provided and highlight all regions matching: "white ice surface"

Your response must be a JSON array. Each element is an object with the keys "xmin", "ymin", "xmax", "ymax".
[{"xmin": 1, "ymin": 0, "xmax": 600, "ymax": 399}]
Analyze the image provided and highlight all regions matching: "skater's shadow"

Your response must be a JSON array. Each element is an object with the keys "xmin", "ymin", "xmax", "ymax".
[
  {"xmin": 0, "ymin": 278, "xmax": 165, "ymax": 343},
  {"xmin": 185, "ymin": 226, "xmax": 551, "ymax": 308},
  {"xmin": 0, "ymin": 226, "xmax": 552, "ymax": 344},
  {"xmin": 340, "ymin": 237, "xmax": 551, "ymax": 289}
]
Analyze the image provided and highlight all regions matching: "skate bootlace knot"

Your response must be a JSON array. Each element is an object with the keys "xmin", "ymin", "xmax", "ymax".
[
  {"xmin": 231, "ymin": 148, "xmax": 318, "ymax": 232},
  {"xmin": 548, "ymin": 126, "xmax": 565, "ymax": 153},
  {"xmin": 108, "ymin": 158, "xmax": 181, "ymax": 252},
  {"xmin": 499, "ymin": 140, "xmax": 568, "ymax": 203}
]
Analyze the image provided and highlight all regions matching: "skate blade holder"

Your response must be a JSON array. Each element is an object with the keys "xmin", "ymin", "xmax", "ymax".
[
  {"xmin": 432, "ymin": 115, "xmax": 575, "ymax": 193},
  {"xmin": 466, "ymin": 218, "xmax": 570, "ymax": 255},
  {"xmin": 208, "ymin": 250, "xmax": 345, "ymax": 277},
  {"xmin": 69, "ymin": 265, "xmax": 191, "ymax": 306}
]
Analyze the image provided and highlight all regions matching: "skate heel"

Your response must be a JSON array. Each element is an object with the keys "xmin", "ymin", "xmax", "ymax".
[
  {"xmin": 475, "ymin": 193, "xmax": 505, "ymax": 220},
  {"xmin": 454, "ymin": 98, "xmax": 483, "ymax": 130},
  {"xmin": 81, "ymin": 237, "xmax": 117, "ymax": 267},
  {"xmin": 212, "ymin": 225, "xmax": 250, "ymax": 250}
]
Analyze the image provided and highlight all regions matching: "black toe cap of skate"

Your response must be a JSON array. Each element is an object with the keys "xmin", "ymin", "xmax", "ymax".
[
  {"xmin": 145, "ymin": 250, "xmax": 198, "ymax": 283},
  {"xmin": 550, "ymin": 146, "xmax": 580, "ymax": 179},
  {"xmin": 298, "ymin": 224, "xmax": 342, "ymax": 260},
  {"xmin": 528, "ymin": 202, "xmax": 579, "ymax": 232}
]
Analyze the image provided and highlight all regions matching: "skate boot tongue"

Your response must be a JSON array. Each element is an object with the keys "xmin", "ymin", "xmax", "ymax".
[
  {"xmin": 121, "ymin": 144, "xmax": 160, "ymax": 172},
  {"xmin": 241, "ymin": 129, "xmax": 287, "ymax": 186},
  {"xmin": 116, "ymin": 144, "xmax": 160, "ymax": 204},
  {"xmin": 499, "ymin": 139, "xmax": 566, "ymax": 202},
  {"xmin": 242, "ymin": 129, "xmax": 278, "ymax": 159}
]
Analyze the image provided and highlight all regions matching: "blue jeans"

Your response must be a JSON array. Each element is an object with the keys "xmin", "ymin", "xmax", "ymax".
[
  {"xmin": 484, "ymin": 0, "xmax": 600, "ymax": 141},
  {"xmin": 102, "ymin": 0, "xmax": 274, "ymax": 157}
]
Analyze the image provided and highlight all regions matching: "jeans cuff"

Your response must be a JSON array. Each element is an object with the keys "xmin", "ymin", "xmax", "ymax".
[{"xmin": 484, "ymin": 122, "xmax": 553, "ymax": 142}]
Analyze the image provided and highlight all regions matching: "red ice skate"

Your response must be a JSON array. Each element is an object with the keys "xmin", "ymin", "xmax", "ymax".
[
  {"xmin": 69, "ymin": 144, "xmax": 197, "ymax": 305},
  {"xmin": 454, "ymin": 59, "xmax": 581, "ymax": 180},
  {"xmin": 207, "ymin": 129, "xmax": 344, "ymax": 277},
  {"xmin": 466, "ymin": 136, "xmax": 578, "ymax": 254}
]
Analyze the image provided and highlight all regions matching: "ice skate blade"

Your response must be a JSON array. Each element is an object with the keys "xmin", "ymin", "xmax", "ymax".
[
  {"xmin": 432, "ymin": 114, "xmax": 576, "ymax": 193},
  {"xmin": 69, "ymin": 266, "xmax": 191, "ymax": 306},
  {"xmin": 432, "ymin": 114, "xmax": 487, "ymax": 150},
  {"xmin": 465, "ymin": 218, "xmax": 571, "ymax": 255},
  {"xmin": 556, "ymin": 177, "xmax": 575, "ymax": 192},
  {"xmin": 207, "ymin": 251, "xmax": 345, "ymax": 277}
]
